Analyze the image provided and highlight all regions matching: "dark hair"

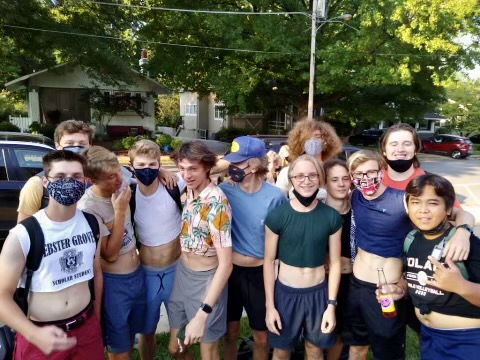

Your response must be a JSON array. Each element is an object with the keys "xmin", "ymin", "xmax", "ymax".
[
  {"xmin": 323, "ymin": 158, "xmax": 348, "ymax": 179},
  {"xmin": 170, "ymin": 140, "xmax": 217, "ymax": 170},
  {"xmin": 405, "ymin": 174, "xmax": 455, "ymax": 211},
  {"xmin": 379, "ymin": 123, "xmax": 422, "ymax": 168},
  {"xmin": 43, "ymin": 150, "xmax": 87, "ymax": 177},
  {"xmin": 54, "ymin": 120, "xmax": 93, "ymax": 144}
]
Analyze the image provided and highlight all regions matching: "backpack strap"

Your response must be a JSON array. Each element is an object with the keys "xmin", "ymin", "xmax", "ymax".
[
  {"xmin": 17, "ymin": 216, "xmax": 45, "ymax": 315},
  {"xmin": 129, "ymin": 184, "xmax": 137, "ymax": 228},
  {"xmin": 81, "ymin": 211, "xmax": 100, "ymax": 245},
  {"xmin": 404, "ymin": 229, "xmax": 418, "ymax": 254},
  {"xmin": 166, "ymin": 185, "xmax": 183, "ymax": 211}
]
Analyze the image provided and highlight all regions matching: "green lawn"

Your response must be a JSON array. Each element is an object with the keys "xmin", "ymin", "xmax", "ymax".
[{"xmin": 109, "ymin": 318, "xmax": 420, "ymax": 359}]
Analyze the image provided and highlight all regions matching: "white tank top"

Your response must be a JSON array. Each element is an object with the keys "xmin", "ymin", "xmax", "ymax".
[
  {"xmin": 10, "ymin": 210, "xmax": 96, "ymax": 293},
  {"xmin": 135, "ymin": 174, "xmax": 186, "ymax": 246}
]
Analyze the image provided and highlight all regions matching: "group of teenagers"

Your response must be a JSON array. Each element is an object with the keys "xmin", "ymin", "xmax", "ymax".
[{"xmin": 0, "ymin": 119, "xmax": 479, "ymax": 360}]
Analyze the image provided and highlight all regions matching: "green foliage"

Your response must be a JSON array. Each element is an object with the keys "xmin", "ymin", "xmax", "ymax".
[
  {"xmin": 28, "ymin": 122, "xmax": 56, "ymax": 140},
  {"xmin": 156, "ymin": 94, "xmax": 180, "ymax": 127},
  {"xmin": 121, "ymin": 136, "xmax": 138, "ymax": 150},
  {"xmin": 0, "ymin": 121, "xmax": 21, "ymax": 132},
  {"xmin": 215, "ymin": 126, "xmax": 257, "ymax": 143},
  {"xmin": 156, "ymin": 133, "xmax": 174, "ymax": 147},
  {"xmin": 111, "ymin": 139, "xmax": 125, "ymax": 150},
  {"xmin": 0, "ymin": 92, "xmax": 27, "ymax": 122},
  {"xmin": 170, "ymin": 138, "xmax": 183, "ymax": 150}
]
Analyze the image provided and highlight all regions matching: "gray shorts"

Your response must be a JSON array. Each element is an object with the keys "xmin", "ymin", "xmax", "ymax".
[{"xmin": 167, "ymin": 259, "xmax": 228, "ymax": 343}]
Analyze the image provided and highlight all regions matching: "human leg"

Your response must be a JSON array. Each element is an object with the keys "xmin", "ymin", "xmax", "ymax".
[
  {"xmin": 223, "ymin": 321, "xmax": 241, "ymax": 360},
  {"xmin": 200, "ymin": 340, "xmax": 220, "ymax": 360},
  {"xmin": 304, "ymin": 340, "xmax": 324, "ymax": 360},
  {"xmin": 224, "ymin": 265, "xmax": 244, "ymax": 360},
  {"xmin": 271, "ymin": 348, "xmax": 291, "ymax": 360}
]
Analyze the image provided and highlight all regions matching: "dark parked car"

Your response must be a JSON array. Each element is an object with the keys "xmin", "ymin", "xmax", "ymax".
[
  {"xmin": 421, "ymin": 135, "xmax": 473, "ymax": 159},
  {"xmin": 348, "ymin": 129, "xmax": 385, "ymax": 146},
  {"xmin": 252, "ymin": 135, "xmax": 288, "ymax": 154},
  {"xmin": 468, "ymin": 134, "xmax": 480, "ymax": 144},
  {"xmin": 0, "ymin": 140, "xmax": 55, "ymax": 248},
  {"xmin": 0, "ymin": 132, "xmax": 55, "ymax": 147}
]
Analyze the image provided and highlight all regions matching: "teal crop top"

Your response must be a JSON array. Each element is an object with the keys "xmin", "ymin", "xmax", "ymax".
[{"xmin": 264, "ymin": 201, "xmax": 343, "ymax": 267}]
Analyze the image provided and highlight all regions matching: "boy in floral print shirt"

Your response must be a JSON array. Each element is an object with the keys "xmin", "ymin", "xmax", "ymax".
[{"xmin": 168, "ymin": 141, "xmax": 233, "ymax": 360}]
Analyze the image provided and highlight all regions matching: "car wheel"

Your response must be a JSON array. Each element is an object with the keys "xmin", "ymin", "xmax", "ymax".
[{"xmin": 451, "ymin": 150, "xmax": 462, "ymax": 159}]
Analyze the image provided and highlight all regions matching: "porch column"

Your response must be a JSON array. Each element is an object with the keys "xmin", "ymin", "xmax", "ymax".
[{"xmin": 28, "ymin": 86, "xmax": 40, "ymax": 122}]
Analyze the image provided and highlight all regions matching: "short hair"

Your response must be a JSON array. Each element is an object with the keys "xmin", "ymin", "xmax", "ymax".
[
  {"xmin": 170, "ymin": 140, "xmax": 218, "ymax": 170},
  {"xmin": 43, "ymin": 150, "xmax": 87, "ymax": 177},
  {"xmin": 83, "ymin": 145, "xmax": 119, "ymax": 179},
  {"xmin": 248, "ymin": 156, "xmax": 269, "ymax": 177},
  {"xmin": 347, "ymin": 150, "xmax": 387, "ymax": 173},
  {"xmin": 288, "ymin": 154, "xmax": 326, "ymax": 187},
  {"xmin": 379, "ymin": 123, "xmax": 422, "ymax": 168},
  {"xmin": 128, "ymin": 139, "xmax": 161, "ymax": 164},
  {"xmin": 323, "ymin": 158, "xmax": 348, "ymax": 180},
  {"xmin": 54, "ymin": 120, "xmax": 93, "ymax": 144},
  {"xmin": 405, "ymin": 174, "xmax": 455, "ymax": 211},
  {"xmin": 287, "ymin": 119, "xmax": 342, "ymax": 162}
]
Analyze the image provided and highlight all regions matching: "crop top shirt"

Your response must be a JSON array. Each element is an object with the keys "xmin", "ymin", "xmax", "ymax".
[
  {"xmin": 351, "ymin": 187, "xmax": 411, "ymax": 258},
  {"xmin": 10, "ymin": 209, "xmax": 97, "ymax": 293},
  {"xmin": 406, "ymin": 227, "xmax": 480, "ymax": 318},
  {"xmin": 265, "ymin": 201, "xmax": 343, "ymax": 267}
]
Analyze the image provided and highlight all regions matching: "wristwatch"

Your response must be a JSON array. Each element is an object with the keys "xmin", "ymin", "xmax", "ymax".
[
  {"xmin": 327, "ymin": 299, "xmax": 338, "ymax": 307},
  {"xmin": 200, "ymin": 303, "xmax": 213, "ymax": 314},
  {"xmin": 456, "ymin": 224, "xmax": 474, "ymax": 235}
]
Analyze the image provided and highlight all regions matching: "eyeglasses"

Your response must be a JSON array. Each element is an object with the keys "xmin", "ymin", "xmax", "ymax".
[
  {"xmin": 351, "ymin": 170, "xmax": 379, "ymax": 180},
  {"xmin": 290, "ymin": 173, "xmax": 319, "ymax": 182}
]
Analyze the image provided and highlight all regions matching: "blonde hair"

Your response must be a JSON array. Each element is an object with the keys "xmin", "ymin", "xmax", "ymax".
[
  {"xmin": 347, "ymin": 150, "xmax": 386, "ymax": 173},
  {"xmin": 83, "ymin": 145, "xmax": 119, "ymax": 179},
  {"xmin": 128, "ymin": 139, "xmax": 161, "ymax": 164},
  {"xmin": 287, "ymin": 119, "xmax": 342, "ymax": 162},
  {"xmin": 288, "ymin": 154, "xmax": 325, "ymax": 188},
  {"xmin": 248, "ymin": 156, "xmax": 269, "ymax": 177}
]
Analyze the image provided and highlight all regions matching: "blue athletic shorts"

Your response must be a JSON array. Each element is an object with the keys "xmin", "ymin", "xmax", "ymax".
[
  {"xmin": 102, "ymin": 266, "xmax": 146, "ymax": 353},
  {"xmin": 142, "ymin": 262, "xmax": 177, "ymax": 334},
  {"xmin": 421, "ymin": 324, "xmax": 480, "ymax": 360},
  {"xmin": 268, "ymin": 280, "xmax": 335, "ymax": 350}
]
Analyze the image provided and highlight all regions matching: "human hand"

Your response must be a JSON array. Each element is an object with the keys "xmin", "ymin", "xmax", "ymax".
[
  {"xmin": 375, "ymin": 283, "xmax": 406, "ymax": 302},
  {"xmin": 321, "ymin": 306, "xmax": 336, "ymax": 333},
  {"xmin": 443, "ymin": 228, "xmax": 470, "ymax": 261},
  {"xmin": 111, "ymin": 184, "xmax": 131, "ymax": 213},
  {"xmin": 31, "ymin": 325, "xmax": 77, "ymax": 355},
  {"xmin": 159, "ymin": 168, "xmax": 177, "ymax": 189},
  {"xmin": 425, "ymin": 256, "xmax": 466, "ymax": 293},
  {"xmin": 265, "ymin": 307, "xmax": 282, "ymax": 335},
  {"xmin": 184, "ymin": 310, "xmax": 207, "ymax": 345}
]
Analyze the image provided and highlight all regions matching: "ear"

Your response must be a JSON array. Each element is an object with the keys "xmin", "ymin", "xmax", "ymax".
[
  {"xmin": 42, "ymin": 176, "xmax": 49, "ymax": 188},
  {"xmin": 403, "ymin": 195, "xmax": 409, "ymax": 214},
  {"xmin": 55, "ymin": 143, "xmax": 62, "ymax": 150}
]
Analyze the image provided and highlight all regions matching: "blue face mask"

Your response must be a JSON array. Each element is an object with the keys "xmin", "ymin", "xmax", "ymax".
[
  {"xmin": 134, "ymin": 168, "xmax": 159, "ymax": 186},
  {"xmin": 47, "ymin": 178, "xmax": 86, "ymax": 206},
  {"xmin": 63, "ymin": 146, "xmax": 86, "ymax": 154}
]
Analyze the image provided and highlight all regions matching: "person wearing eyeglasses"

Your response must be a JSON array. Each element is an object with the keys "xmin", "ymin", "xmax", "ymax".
[
  {"xmin": 264, "ymin": 154, "xmax": 342, "ymax": 359},
  {"xmin": 342, "ymin": 150, "xmax": 475, "ymax": 360}
]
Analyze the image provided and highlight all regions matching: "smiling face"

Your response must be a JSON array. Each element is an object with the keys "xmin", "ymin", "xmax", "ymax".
[
  {"xmin": 289, "ymin": 159, "xmax": 320, "ymax": 197},
  {"xmin": 325, "ymin": 164, "xmax": 351, "ymax": 200},
  {"xmin": 383, "ymin": 130, "xmax": 416, "ymax": 161},
  {"xmin": 407, "ymin": 184, "xmax": 451, "ymax": 234},
  {"xmin": 178, "ymin": 158, "xmax": 210, "ymax": 193}
]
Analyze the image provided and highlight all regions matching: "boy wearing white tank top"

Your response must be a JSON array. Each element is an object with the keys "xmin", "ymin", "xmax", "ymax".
[{"xmin": 128, "ymin": 140, "xmax": 186, "ymax": 360}]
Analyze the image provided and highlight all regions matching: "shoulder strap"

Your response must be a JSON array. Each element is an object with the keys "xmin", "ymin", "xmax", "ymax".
[
  {"xmin": 129, "ymin": 184, "xmax": 137, "ymax": 227},
  {"xmin": 166, "ymin": 184, "xmax": 183, "ymax": 211},
  {"xmin": 404, "ymin": 229, "xmax": 418, "ymax": 254},
  {"xmin": 81, "ymin": 211, "xmax": 100, "ymax": 245},
  {"xmin": 443, "ymin": 227, "xmax": 469, "ymax": 280}
]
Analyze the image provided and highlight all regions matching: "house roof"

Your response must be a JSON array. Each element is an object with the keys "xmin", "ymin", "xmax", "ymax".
[{"xmin": 5, "ymin": 63, "xmax": 168, "ymax": 93}]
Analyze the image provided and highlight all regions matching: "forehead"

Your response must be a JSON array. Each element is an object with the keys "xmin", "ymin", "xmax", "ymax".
[
  {"xmin": 353, "ymin": 160, "xmax": 379, "ymax": 172},
  {"xmin": 386, "ymin": 130, "xmax": 414, "ymax": 143},
  {"xmin": 312, "ymin": 130, "xmax": 322, "ymax": 138},
  {"xmin": 49, "ymin": 160, "xmax": 84, "ymax": 175},
  {"xmin": 410, "ymin": 185, "xmax": 443, "ymax": 200},
  {"xmin": 132, "ymin": 154, "xmax": 160, "ymax": 165},
  {"xmin": 291, "ymin": 160, "xmax": 317, "ymax": 173},
  {"xmin": 100, "ymin": 165, "xmax": 121, "ymax": 176},
  {"xmin": 59, "ymin": 132, "xmax": 90, "ymax": 144},
  {"xmin": 327, "ymin": 164, "xmax": 349, "ymax": 177},
  {"xmin": 178, "ymin": 158, "xmax": 205, "ymax": 169}
]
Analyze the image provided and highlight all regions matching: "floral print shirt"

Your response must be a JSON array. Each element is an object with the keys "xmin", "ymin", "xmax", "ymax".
[{"xmin": 180, "ymin": 183, "xmax": 232, "ymax": 256}]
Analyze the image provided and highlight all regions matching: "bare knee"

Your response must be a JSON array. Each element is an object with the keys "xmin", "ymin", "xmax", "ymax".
[
  {"xmin": 225, "ymin": 321, "xmax": 241, "ymax": 342},
  {"xmin": 272, "ymin": 348, "xmax": 290, "ymax": 360},
  {"xmin": 349, "ymin": 345, "xmax": 368, "ymax": 360},
  {"xmin": 252, "ymin": 330, "xmax": 268, "ymax": 348}
]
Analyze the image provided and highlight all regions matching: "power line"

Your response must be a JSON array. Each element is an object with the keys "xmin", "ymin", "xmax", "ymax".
[
  {"xmin": 0, "ymin": 24, "xmax": 298, "ymax": 55},
  {"xmin": 81, "ymin": 0, "xmax": 308, "ymax": 16}
]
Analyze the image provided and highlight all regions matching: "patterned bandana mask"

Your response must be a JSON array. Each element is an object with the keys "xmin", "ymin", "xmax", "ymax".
[
  {"xmin": 47, "ymin": 178, "xmax": 86, "ymax": 206},
  {"xmin": 352, "ymin": 174, "xmax": 383, "ymax": 196}
]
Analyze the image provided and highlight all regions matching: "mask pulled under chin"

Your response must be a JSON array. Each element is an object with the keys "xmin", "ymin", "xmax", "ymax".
[
  {"xmin": 416, "ymin": 217, "xmax": 450, "ymax": 236},
  {"xmin": 293, "ymin": 188, "xmax": 319, "ymax": 207},
  {"xmin": 352, "ymin": 176, "xmax": 382, "ymax": 196},
  {"xmin": 387, "ymin": 158, "xmax": 414, "ymax": 173}
]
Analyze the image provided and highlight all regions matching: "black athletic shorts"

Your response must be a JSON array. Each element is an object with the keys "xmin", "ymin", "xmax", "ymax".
[
  {"xmin": 227, "ymin": 264, "xmax": 267, "ymax": 331},
  {"xmin": 342, "ymin": 275, "xmax": 406, "ymax": 360},
  {"xmin": 336, "ymin": 273, "xmax": 351, "ymax": 335}
]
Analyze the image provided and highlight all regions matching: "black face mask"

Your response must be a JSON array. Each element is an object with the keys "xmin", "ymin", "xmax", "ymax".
[
  {"xmin": 292, "ymin": 189, "xmax": 319, "ymax": 207},
  {"xmin": 387, "ymin": 159, "xmax": 414, "ymax": 173},
  {"xmin": 416, "ymin": 217, "xmax": 449, "ymax": 236},
  {"xmin": 228, "ymin": 164, "xmax": 249, "ymax": 183}
]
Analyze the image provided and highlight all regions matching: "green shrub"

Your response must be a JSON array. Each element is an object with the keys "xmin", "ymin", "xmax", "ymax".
[
  {"xmin": 156, "ymin": 133, "xmax": 174, "ymax": 147},
  {"xmin": 112, "ymin": 139, "xmax": 124, "ymax": 150},
  {"xmin": 0, "ymin": 121, "xmax": 21, "ymax": 132},
  {"xmin": 170, "ymin": 138, "xmax": 183, "ymax": 150},
  {"xmin": 121, "ymin": 136, "xmax": 137, "ymax": 150},
  {"xmin": 28, "ymin": 122, "xmax": 56, "ymax": 140}
]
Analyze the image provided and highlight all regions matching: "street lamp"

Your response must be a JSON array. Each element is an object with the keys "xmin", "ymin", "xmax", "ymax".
[{"xmin": 307, "ymin": 0, "xmax": 357, "ymax": 119}]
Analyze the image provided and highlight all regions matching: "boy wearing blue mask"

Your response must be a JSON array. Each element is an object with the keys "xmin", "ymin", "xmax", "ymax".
[{"xmin": 128, "ymin": 139, "xmax": 186, "ymax": 360}]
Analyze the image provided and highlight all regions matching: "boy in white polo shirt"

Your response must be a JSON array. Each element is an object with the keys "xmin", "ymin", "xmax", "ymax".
[{"xmin": 128, "ymin": 140, "xmax": 186, "ymax": 360}]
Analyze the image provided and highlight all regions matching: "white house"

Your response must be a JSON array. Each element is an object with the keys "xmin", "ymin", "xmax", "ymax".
[{"xmin": 6, "ymin": 63, "xmax": 168, "ymax": 137}]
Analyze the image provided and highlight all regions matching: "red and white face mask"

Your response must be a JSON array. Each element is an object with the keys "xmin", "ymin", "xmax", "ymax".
[{"xmin": 352, "ymin": 172, "xmax": 383, "ymax": 196}]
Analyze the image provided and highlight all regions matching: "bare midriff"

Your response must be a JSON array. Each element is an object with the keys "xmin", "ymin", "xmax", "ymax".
[
  {"xmin": 340, "ymin": 256, "xmax": 353, "ymax": 274},
  {"xmin": 29, "ymin": 281, "xmax": 91, "ymax": 322},
  {"xmin": 102, "ymin": 248, "xmax": 140, "ymax": 274},
  {"xmin": 277, "ymin": 261, "xmax": 326, "ymax": 288},
  {"xmin": 140, "ymin": 237, "xmax": 181, "ymax": 268},
  {"xmin": 233, "ymin": 252, "xmax": 263, "ymax": 267},
  {"xmin": 416, "ymin": 309, "xmax": 480, "ymax": 329},
  {"xmin": 353, "ymin": 248, "xmax": 403, "ymax": 284},
  {"xmin": 181, "ymin": 251, "xmax": 218, "ymax": 271}
]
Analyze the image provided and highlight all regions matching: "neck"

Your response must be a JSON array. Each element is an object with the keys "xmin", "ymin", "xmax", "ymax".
[
  {"xmin": 92, "ymin": 185, "xmax": 112, "ymax": 198},
  {"xmin": 325, "ymin": 195, "xmax": 350, "ymax": 214},
  {"xmin": 387, "ymin": 165, "xmax": 415, "ymax": 181},
  {"xmin": 191, "ymin": 178, "xmax": 211, "ymax": 198},
  {"xmin": 44, "ymin": 201, "xmax": 77, "ymax": 222},
  {"xmin": 291, "ymin": 197, "xmax": 318, "ymax": 212},
  {"xmin": 239, "ymin": 175, "xmax": 263, "ymax": 193},
  {"xmin": 138, "ymin": 179, "xmax": 160, "ymax": 196},
  {"xmin": 362, "ymin": 183, "xmax": 387, "ymax": 201}
]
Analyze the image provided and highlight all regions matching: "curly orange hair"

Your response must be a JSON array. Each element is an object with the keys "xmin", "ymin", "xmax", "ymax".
[{"xmin": 287, "ymin": 119, "xmax": 342, "ymax": 162}]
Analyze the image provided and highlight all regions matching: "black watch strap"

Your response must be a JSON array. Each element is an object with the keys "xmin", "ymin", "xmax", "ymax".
[
  {"xmin": 327, "ymin": 299, "xmax": 338, "ymax": 307},
  {"xmin": 200, "ymin": 303, "xmax": 213, "ymax": 314},
  {"xmin": 457, "ymin": 224, "xmax": 474, "ymax": 234}
]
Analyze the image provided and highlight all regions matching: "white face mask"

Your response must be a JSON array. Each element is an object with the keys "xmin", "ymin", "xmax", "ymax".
[{"xmin": 304, "ymin": 138, "xmax": 323, "ymax": 156}]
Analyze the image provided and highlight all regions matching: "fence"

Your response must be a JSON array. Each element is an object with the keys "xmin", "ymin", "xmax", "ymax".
[{"xmin": 9, "ymin": 116, "xmax": 33, "ymax": 133}]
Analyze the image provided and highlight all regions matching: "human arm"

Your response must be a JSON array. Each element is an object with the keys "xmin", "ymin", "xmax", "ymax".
[
  {"xmin": 210, "ymin": 158, "xmax": 230, "ymax": 176},
  {"xmin": 322, "ymin": 228, "xmax": 342, "ymax": 333},
  {"xmin": 0, "ymin": 233, "xmax": 76, "ymax": 354},
  {"xmin": 159, "ymin": 168, "xmax": 177, "ymax": 189},
  {"xmin": 184, "ymin": 247, "xmax": 233, "ymax": 345},
  {"xmin": 93, "ymin": 236, "xmax": 104, "ymax": 320},
  {"xmin": 443, "ymin": 208, "xmax": 475, "ymax": 261},
  {"xmin": 17, "ymin": 177, "xmax": 44, "ymax": 222},
  {"xmin": 264, "ymin": 225, "xmax": 282, "ymax": 335}
]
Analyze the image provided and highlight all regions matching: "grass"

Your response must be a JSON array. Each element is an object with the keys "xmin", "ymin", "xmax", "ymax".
[{"xmin": 105, "ymin": 318, "xmax": 420, "ymax": 359}]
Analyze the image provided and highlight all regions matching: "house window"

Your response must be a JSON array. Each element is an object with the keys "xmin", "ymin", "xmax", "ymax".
[
  {"xmin": 103, "ymin": 92, "xmax": 143, "ymax": 111},
  {"xmin": 185, "ymin": 103, "xmax": 197, "ymax": 115},
  {"xmin": 214, "ymin": 105, "xmax": 225, "ymax": 120}
]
